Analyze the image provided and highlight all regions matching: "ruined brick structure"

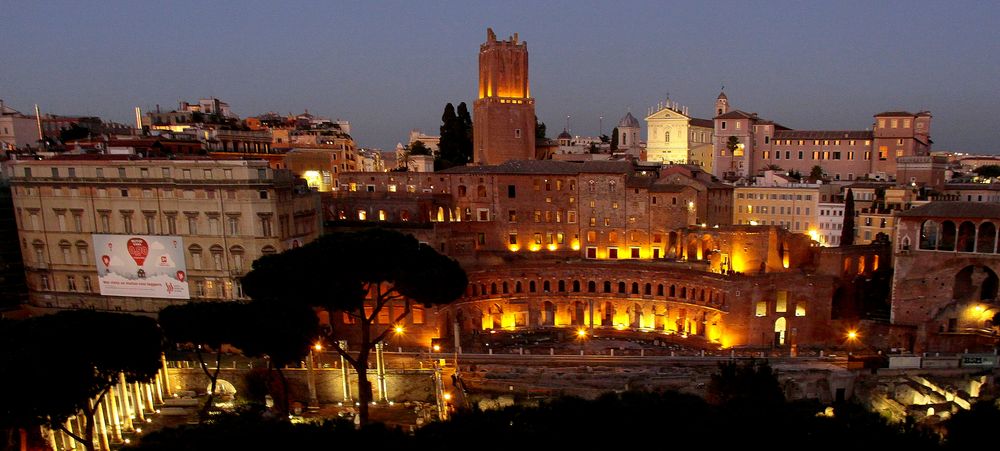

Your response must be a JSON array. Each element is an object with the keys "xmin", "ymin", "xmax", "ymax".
[
  {"xmin": 891, "ymin": 202, "xmax": 1000, "ymax": 352},
  {"xmin": 474, "ymin": 28, "xmax": 536, "ymax": 165}
]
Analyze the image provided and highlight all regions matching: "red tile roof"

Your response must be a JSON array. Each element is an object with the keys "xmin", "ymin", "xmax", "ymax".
[{"xmin": 774, "ymin": 130, "xmax": 873, "ymax": 140}]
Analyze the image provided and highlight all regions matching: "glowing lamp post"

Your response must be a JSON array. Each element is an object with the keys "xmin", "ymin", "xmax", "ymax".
[
  {"xmin": 393, "ymin": 325, "xmax": 404, "ymax": 352},
  {"xmin": 576, "ymin": 328, "xmax": 588, "ymax": 355},
  {"xmin": 306, "ymin": 342, "xmax": 322, "ymax": 408},
  {"xmin": 846, "ymin": 330, "xmax": 859, "ymax": 356}
]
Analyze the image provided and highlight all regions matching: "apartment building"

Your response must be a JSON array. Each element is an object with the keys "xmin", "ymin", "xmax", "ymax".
[{"xmin": 7, "ymin": 156, "xmax": 322, "ymax": 312}]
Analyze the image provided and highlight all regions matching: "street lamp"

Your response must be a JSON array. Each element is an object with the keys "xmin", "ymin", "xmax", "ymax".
[
  {"xmin": 393, "ymin": 325, "xmax": 404, "ymax": 352},
  {"xmin": 846, "ymin": 330, "xmax": 859, "ymax": 356},
  {"xmin": 576, "ymin": 328, "xmax": 588, "ymax": 355}
]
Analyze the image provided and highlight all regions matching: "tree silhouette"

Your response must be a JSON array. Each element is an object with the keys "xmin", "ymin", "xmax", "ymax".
[
  {"xmin": 241, "ymin": 229, "xmax": 467, "ymax": 425},
  {"xmin": 436, "ymin": 102, "xmax": 473, "ymax": 170},
  {"xmin": 159, "ymin": 302, "xmax": 248, "ymax": 420},
  {"xmin": 1, "ymin": 311, "xmax": 162, "ymax": 451},
  {"xmin": 841, "ymin": 189, "xmax": 856, "ymax": 246},
  {"xmin": 234, "ymin": 301, "xmax": 319, "ymax": 414}
]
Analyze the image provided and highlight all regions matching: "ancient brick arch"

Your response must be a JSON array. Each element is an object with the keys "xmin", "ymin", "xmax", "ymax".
[{"xmin": 448, "ymin": 261, "xmax": 736, "ymax": 345}]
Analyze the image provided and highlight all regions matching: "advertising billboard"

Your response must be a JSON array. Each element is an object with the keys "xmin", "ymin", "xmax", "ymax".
[{"xmin": 92, "ymin": 234, "xmax": 189, "ymax": 299}]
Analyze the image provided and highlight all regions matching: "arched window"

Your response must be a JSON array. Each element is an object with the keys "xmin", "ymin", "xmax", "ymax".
[
  {"xmin": 587, "ymin": 281, "xmax": 596, "ymax": 293},
  {"xmin": 669, "ymin": 285, "xmax": 676, "ymax": 297},
  {"xmin": 261, "ymin": 245, "xmax": 277, "ymax": 256},
  {"xmin": 491, "ymin": 283, "xmax": 497, "ymax": 294},
  {"xmin": 543, "ymin": 280, "xmax": 551, "ymax": 292},
  {"xmin": 502, "ymin": 281, "xmax": 509, "ymax": 294},
  {"xmin": 558, "ymin": 280, "xmax": 566, "ymax": 292},
  {"xmin": 603, "ymin": 281, "xmax": 611, "ymax": 293},
  {"xmin": 472, "ymin": 285, "xmax": 478, "ymax": 296},
  {"xmin": 529, "ymin": 280, "xmax": 536, "ymax": 292},
  {"xmin": 631, "ymin": 282, "xmax": 639, "ymax": 294},
  {"xmin": 919, "ymin": 220, "xmax": 939, "ymax": 250},
  {"xmin": 957, "ymin": 221, "xmax": 977, "ymax": 252},
  {"xmin": 458, "ymin": 185, "xmax": 467, "ymax": 197},
  {"xmin": 981, "ymin": 222, "xmax": 998, "ymax": 253},
  {"xmin": 575, "ymin": 280, "xmax": 582, "ymax": 292},
  {"xmin": 657, "ymin": 284, "xmax": 664, "ymax": 296},
  {"xmin": 515, "ymin": 281, "xmax": 522, "ymax": 293},
  {"xmin": 644, "ymin": 283, "xmax": 652, "ymax": 296},
  {"xmin": 618, "ymin": 281, "xmax": 626, "ymax": 293},
  {"xmin": 939, "ymin": 221, "xmax": 956, "ymax": 251},
  {"xmin": 477, "ymin": 185, "xmax": 487, "ymax": 197}
]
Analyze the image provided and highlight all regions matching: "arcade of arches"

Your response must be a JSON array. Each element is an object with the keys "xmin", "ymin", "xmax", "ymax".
[{"xmin": 441, "ymin": 261, "xmax": 836, "ymax": 349}]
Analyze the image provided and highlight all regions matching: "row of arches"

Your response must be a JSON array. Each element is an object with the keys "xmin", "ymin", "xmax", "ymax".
[
  {"xmin": 466, "ymin": 277, "xmax": 727, "ymax": 309},
  {"xmin": 920, "ymin": 220, "xmax": 998, "ymax": 254},
  {"xmin": 452, "ymin": 298, "xmax": 722, "ymax": 339}
]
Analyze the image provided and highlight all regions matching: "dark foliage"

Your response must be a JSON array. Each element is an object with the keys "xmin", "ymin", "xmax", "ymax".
[
  {"xmin": 0, "ymin": 311, "xmax": 162, "ymax": 451},
  {"xmin": 841, "ymin": 188, "xmax": 856, "ymax": 246},
  {"xmin": 241, "ymin": 228, "xmax": 467, "ymax": 424},
  {"xmin": 945, "ymin": 399, "xmax": 1000, "ymax": 449},
  {"xmin": 436, "ymin": 102, "xmax": 473, "ymax": 170}
]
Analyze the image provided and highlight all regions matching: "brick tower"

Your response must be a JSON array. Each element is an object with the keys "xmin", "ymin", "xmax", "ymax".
[{"xmin": 473, "ymin": 28, "xmax": 536, "ymax": 165}]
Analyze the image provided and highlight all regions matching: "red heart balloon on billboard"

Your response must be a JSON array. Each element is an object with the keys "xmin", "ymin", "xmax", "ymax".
[
  {"xmin": 127, "ymin": 238, "xmax": 149, "ymax": 266},
  {"xmin": 101, "ymin": 255, "xmax": 110, "ymax": 267}
]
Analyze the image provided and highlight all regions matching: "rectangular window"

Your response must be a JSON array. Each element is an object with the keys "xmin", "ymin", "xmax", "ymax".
[
  {"xmin": 508, "ymin": 210, "xmax": 517, "ymax": 222},
  {"xmin": 586, "ymin": 247, "xmax": 597, "ymax": 259},
  {"xmin": 608, "ymin": 247, "xmax": 619, "ymax": 259},
  {"xmin": 508, "ymin": 233, "xmax": 518, "ymax": 245},
  {"xmin": 630, "ymin": 247, "xmax": 640, "ymax": 259},
  {"xmin": 507, "ymin": 185, "xmax": 516, "ymax": 198},
  {"xmin": 755, "ymin": 301, "xmax": 767, "ymax": 317},
  {"xmin": 776, "ymin": 291, "xmax": 788, "ymax": 313},
  {"xmin": 121, "ymin": 213, "xmax": 133, "ymax": 234}
]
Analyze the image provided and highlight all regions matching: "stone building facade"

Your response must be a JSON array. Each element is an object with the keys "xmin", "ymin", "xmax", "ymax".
[
  {"xmin": 644, "ymin": 100, "xmax": 714, "ymax": 169},
  {"xmin": 709, "ymin": 92, "xmax": 932, "ymax": 183},
  {"xmin": 6, "ymin": 156, "xmax": 322, "ymax": 312},
  {"xmin": 891, "ymin": 202, "xmax": 1000, "ymax": 352}
]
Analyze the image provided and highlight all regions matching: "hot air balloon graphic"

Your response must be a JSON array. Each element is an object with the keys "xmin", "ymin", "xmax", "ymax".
[
  {"xmin": 176, "ymin": 271, "xmax": 186, "ymax": 282},
  {"xmin": 127, "ymin": 238, "xmax": 149, "ymax": 266},
  {"xmin": 101, "ymin": 255, "xmax": 111, "ymax": 274}
]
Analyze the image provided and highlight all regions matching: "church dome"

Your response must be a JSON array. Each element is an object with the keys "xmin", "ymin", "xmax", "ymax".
[
  {"xmin": 617, "ymin": 112, "xmax": 640, "ymax": 129},
  {"xmin": 557, "ymin": 129, "xmax": 573, "ymax": 140}
]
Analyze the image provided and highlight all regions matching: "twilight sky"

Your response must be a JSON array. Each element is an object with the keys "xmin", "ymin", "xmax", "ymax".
[{"xmin": 2, "ymin": 1, "xmax": 998, "ymax": 153}]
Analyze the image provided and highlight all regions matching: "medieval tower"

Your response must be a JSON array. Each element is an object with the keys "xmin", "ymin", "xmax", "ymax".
[{"xmin": 473, "ymin": 28, "xmax": 536, "ymax": 165}]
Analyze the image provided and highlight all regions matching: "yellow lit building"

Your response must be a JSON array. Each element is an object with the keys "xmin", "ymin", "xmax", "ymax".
[{"xmin": 733, "ymin": 177, "xmax": 836, "ymax": 236}]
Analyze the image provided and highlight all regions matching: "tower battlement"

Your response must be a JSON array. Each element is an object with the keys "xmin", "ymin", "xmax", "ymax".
[{"xmin": 474, "ymin": 28, "xmax": 536, "ymax": 165}]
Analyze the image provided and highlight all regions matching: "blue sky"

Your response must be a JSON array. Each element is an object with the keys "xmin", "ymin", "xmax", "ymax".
[{"xmin": 2, "ymin": 1, "xmax": 998, "ymax": 153}]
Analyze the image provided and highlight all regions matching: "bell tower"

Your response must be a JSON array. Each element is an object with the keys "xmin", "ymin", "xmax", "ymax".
[
  {"xmin": 715, "ymin": 90, "xmax": 729, "ymax": 117},
  {"xmin": 473, "ymin": 28, "xmax": 536, "ymax": 165}
]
